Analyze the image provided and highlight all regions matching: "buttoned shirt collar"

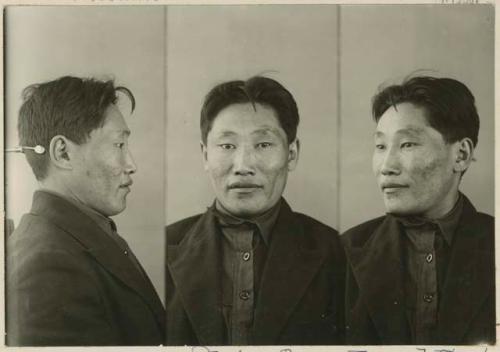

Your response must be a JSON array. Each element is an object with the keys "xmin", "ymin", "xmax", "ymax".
[
  {"xmin": 211, "ymin": 198, "xmax": 282, "ymax": 246},
  {"xmin": 390, "ymin": 192, "xmax": 464, "ymax": 246}
]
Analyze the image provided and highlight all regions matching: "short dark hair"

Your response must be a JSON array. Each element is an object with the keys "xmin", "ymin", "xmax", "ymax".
[
  {"xmin": 200, "ymin": 76, "xmax": 299, "ymax": 144},
  {"xmin": 372, "ymin": 76, "xmax": 480, "ymax": 147},
  {"xmin": 18, "ymin": 76, "xmax": 135, "ymax": 180}
]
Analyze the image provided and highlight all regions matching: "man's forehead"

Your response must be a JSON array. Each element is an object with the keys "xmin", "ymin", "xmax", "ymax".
[{"xmin": 91, "ymin": 106, "xmax": 131, "ymax": 138}]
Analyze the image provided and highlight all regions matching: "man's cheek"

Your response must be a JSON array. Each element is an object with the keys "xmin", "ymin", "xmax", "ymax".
[
  {"xmin": 418, "ymin": 157, "xmax": 443, "ymax": 182},
  {"xmin": 110, "ymin": 166, "xmax": 123, "ymax": 177}
]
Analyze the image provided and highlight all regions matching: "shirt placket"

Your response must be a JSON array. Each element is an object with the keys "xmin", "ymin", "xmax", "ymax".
[
  {"xmin": 231, "ymin": 224, "xmax": 255, "ymax": 344},
  {"xmin": 415, "ymin": 227, "xmax": 438, "ymax": 344}
]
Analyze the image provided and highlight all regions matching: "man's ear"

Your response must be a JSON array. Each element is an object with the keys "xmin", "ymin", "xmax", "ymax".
[
  {"xmin": 49, "ymin": 135, "xmax": 74, "ymax": 171},
  {"xmin": 200, "ymin": 141, "xmax": 209, "ymax": 171},
  {"xmin": 287, "ymin": 138, "xmax": 300, "ymax": 172},
  {"xmin": 453, "ymin": 137, "xmax": 474, "ymax": 174}
]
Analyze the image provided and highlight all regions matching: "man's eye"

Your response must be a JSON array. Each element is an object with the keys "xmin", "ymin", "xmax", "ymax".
[
  {"xmin": 115, "ymin": 143, "xmax": 125, "ymax": 149},
  {"xmin": 257, "ymin": 142, "xmax": 272, "ymax": 149},
  {"xmin": 374, "ymin": 144, "xmax": 385, "ymax": 150},
  {"xmin": 218, "ymin": 144, "xmax": 235, "ymax": 150},
  {"xmin": 401, "ymin": 142, "xmax": 416, "ymax": 148}
]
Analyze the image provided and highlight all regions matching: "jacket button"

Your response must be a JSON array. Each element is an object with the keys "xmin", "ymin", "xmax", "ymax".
[
  {"xmin": 239, "ymin": 291, "xmax": 250, "ymax": 300},
  {"xmin": 423, "ymin": 294, "xmax": 434, "ymax": 303},
  {"xmin": 124, "ymin": 250, "xmax": 128, "ymax": 255}
]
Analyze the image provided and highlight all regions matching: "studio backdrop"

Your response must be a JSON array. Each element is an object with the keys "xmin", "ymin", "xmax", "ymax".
[{"xmin": 4, "ymin": 4, "xmax": 495, "ymax": 310}]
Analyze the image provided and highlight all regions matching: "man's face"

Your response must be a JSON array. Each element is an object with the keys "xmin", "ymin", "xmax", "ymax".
[
  {"xmin": 202, "ymin": 102, "xmax": 298, "ymax": 218},
  {"xmin": 372, "ymin": 102, "xmax": 459, "ymax": 219},
  {"xmin": 70, "ymin": 105, "xmax": 137, "ymax": 216}
]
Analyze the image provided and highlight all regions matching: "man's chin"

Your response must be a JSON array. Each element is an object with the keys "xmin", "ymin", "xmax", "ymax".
[
  {"xmin": 223, "ymin": 202, "xmax": 265, "ymax": 219},
  {"xmin": 229, "ymin": 209, "xmax": 259, "ymax": 219},
  {"xmin": 102, "ymin": 203, "xmax": 127, "ymax": 217},
  {"xmin": 383, "ymin": 200, "xmax": 416, "ymax": 216}
]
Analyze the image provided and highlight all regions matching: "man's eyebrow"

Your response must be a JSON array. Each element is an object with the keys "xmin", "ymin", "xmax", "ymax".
[
  {"xmin": 114, "ymin": 129, "xmax": 131, "ymax": 137},
  {"xmin": 374, "ymin": 127, "xmax": 425, "ymax": 138},
  {"xmin": 395, "ymin": 127, "xmax": 425, "ymax": 136},
  {"xmin": 213, "ymin": 130, "xmax": 237, "ymax": 138},
  {"xmin": 251, "ymin": 127, "xmax": 281, "ymax": 137}
]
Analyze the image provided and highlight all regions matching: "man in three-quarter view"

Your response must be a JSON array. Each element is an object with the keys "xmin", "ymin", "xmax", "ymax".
[
  {"xmin": 166, "ymin": 76, "xmax": 345, "ymax": 345},
  {"xmin": 6, "ymin": 76, "xmax": 165, "ymax": 346},
  {"xmin": 342, "ymin": 76, "xmax": 495, "ymax": 345}
]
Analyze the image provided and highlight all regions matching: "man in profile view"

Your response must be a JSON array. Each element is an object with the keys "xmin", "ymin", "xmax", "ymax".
[
  {"xmin": 7, "ymin": 76, "xmax": 165, "ymax": 346},
  {"xmin": 166, "ymin": 76, "xmax": 345, "ymax": 345},
  {"xmin": 342, "ymin": 76, "xmax": 495, "ymax": 345}
]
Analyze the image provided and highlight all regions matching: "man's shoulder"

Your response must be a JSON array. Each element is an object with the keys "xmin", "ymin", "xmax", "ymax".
[
  {"xmin": 7, "ymin": 213, "xmax": 94, "ymax": 280},
  {"xmin": 291, "ymin": 210, "xmax": 339, "ymax": 237},
  {"xmin": 9, "ymin": 212, "xmax": 86, "ymax": 255},
  {"xmin": 166, "ymin": 213, "xmax": 206, "ymax": 245},
  {"xmin": 469, "ymin": 210, "xmax": 495, "ymax": 243},
  {"xmin": 340, "ymin": 215, "xmax": 387, "ymax": 248},
  {"xmin": 473, "ymin": 210, "xmax": 494, "ymax": 226},
  {"xmin": 8, "ymin": 191, "xmax": 109, "ymax": 260}
]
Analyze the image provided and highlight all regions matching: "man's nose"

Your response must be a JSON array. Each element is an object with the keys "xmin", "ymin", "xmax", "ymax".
[
  {"xmin": 233, "ymin": 145, "xmax": 255, "ymax": 176},
  {"xmin": 380, "ymin": 147, "xmax": 401, "ymax": 176},
  {"xmin": 125, "ymin": 149, "xmax": 138, "ymax": 174}
]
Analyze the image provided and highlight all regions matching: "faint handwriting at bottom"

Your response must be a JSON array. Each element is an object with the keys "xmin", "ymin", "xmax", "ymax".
[
  {"xmin": 191, "ymin": 347, "xmax": 487, "ymax": 352},
  {"xmin": 417, "ymin": 349, "xmax": 487, "ymax": 352},
  {"xmin": 192, "ymin": 348, "xmax": 292, "ymax": 352}
]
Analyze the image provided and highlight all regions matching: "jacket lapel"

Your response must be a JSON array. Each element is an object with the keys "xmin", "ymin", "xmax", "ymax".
[
  {"xmin": 31, "ymin": 191, "xmax": 165, "ymax": 329},
  {"xmin": 167, "ymin": 211, "xmax": 225, "ymax": 345},
  {"xmin": 346, "ymin": 216, "xmax": 409, "ymax": 344},
  {"xmin": 436, "ymin": 196, "xmax": 493, "ymax": 343},
  {"xmin": 87, "ymin": 245, "xmax": 166, "ymax": 329},
  {"xmin": 252, "ymin": 201, "xmax": 328, "ymax": 343}
]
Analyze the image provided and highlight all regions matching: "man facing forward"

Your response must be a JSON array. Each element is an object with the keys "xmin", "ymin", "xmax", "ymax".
[
  {"xmin": 166, "ymin": 76, "xmax": 345, "ymax": 345},
  {"xmin": 7, "ymin": 76, "xmax": 165, "ymax": 346},
  {"xmin": 342, "ymin": 76, "xmax": 495, "ymax": 345}
]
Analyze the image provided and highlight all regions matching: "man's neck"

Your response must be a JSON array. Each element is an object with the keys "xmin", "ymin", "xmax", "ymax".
[
  {"xmin": 39, "ymin": 177, "xmax": 80, "ymax": 204},
  {"xmin": 38, "ymin": 177, "xmax": 107, "ymax": 220},
  {"xmin": 424, "ymin": 190, "xmax": 460, "ymax": 220}
]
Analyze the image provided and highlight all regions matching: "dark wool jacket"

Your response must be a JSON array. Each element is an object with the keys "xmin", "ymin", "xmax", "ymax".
[
  {"xmin": 7, "ymin": 191, "xmax": 165, "ymax": 346},
  {"xmin": 342, "ymin": 195, "xmax": 495, "ymax": 345},
  {"xmin": 166, "ymin": 198, "xmax": 346, "ymax": 345}
]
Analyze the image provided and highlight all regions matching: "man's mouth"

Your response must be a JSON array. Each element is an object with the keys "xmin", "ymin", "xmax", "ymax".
[
  {"xmin": 381, "ymin": 182, "xmax": 408, "ymax": 192},
  {"xmin": 228, "ymin": 182, "xmax": 262, "ymax": 191},
  {"xmin": 120, "ymin": 180, "xmax": 133, "ymax": 189}
]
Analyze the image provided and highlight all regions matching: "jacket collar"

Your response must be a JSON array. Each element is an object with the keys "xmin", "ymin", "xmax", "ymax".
[
  {"xmin": 346, "ymin": 213, "xmax": 409, "ymax": 344},
  {"xmin": 167, "ymin": 205, "xmax": 225, "ymax": 345},
  {"xmin": 435, "ymin": 195, "xmax": 493, "ymax": 343},
  {"xmin": 345, "ymin": 194, "xmax": 492, "ymax": 344},
  {"xmin": 30, "ymin": 190, "xmax": 165, "ymax": 330},
  {"xmin": 167, "ymin": 198, "xmax": 328, "ymax": 345},
  {"xmin": 252, "ymin": 200, "xmax": 328, "ymax": 343}
]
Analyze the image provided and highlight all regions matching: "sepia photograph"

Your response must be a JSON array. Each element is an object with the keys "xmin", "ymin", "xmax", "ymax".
[{"xmin": 2, "ymin": 1, "xmax": 496, "ymax": 350}]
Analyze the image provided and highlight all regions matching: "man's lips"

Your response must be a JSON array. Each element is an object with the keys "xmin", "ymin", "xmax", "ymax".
[
  {"xmin": 228, "ymin": 182, "xmax": 262, "ymax": 190},
  {"xmin": 120, "ymin": 180, "xmax": 133, "ymax": 188},
  {"xmin": 381, "ymin": 182, "xmax": 408, "ymax": 192}
]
